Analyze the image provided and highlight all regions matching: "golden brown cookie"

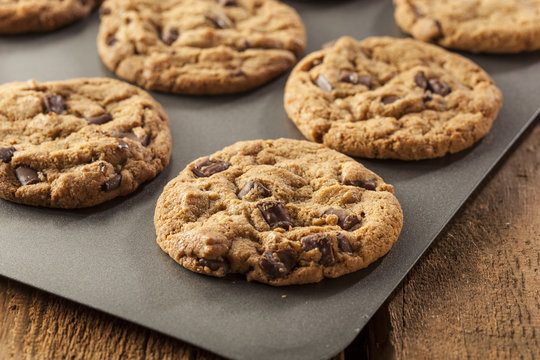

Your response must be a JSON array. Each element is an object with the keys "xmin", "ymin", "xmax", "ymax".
[
  {"xmin": 0, "ymin": 0, "xmax": 101, "ymax": 34},
  {"xmin": 97, "ymin": 0, "xmax": 307, "ymax": 95},
  {"xmin": 154, "ymin": 138, "xmax": 403, "ymax": 286},
  {"xmin": 394, "ymin": 0, "xmax": 540, "ymax": 53},
  {"xmin": 0, "ymin": 78, "xmax": 172, "ymax": 208},
  {"xmin": 284, "ymin": 36, "xmax": 503, "ymax": 160}
]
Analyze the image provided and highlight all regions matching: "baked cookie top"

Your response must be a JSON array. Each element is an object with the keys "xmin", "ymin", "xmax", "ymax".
[
  {"xmin": 97, "ymin": 0, "xmax": 307, "ymax": 95},
  {"xmin": 394, "ymin": 0, "xmax": 540, "ymax": 53},
  {"xmin": 154, "ymin": 139, "xmax": 403, "ymax": 286},
  {"xmin": 284, "ymin": 36, "xmax": 503, "ymax": 160},
  {"xmin": 0, "ymin": 0, "xmax": 101, "ymax": 34},
  {"xmin": 0, "ymin": 78, "xmax": 172, "ymax": 208}
]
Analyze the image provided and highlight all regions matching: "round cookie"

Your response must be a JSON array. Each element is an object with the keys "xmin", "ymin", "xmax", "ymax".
[
  {"xmin": 394, "ymin": 0, "xmax": 540, "ymax": 53},
  {"xmin": 154, "ymin": 139, "xmax": 403, "ymax": 286},
  {"xmin": 97, "ymin": 0, "xmax": 307, "ymax": 95},
  {"xmin": 284, "ymin": 36, "xmax": 503, "ymax": 160},
  {"xmin": 0, "ymin": 78, "xmax": 172, "ymax": 208},
  {"xmin": 0, "ymin": 0, "xmax": 101, "ymax": 34}
]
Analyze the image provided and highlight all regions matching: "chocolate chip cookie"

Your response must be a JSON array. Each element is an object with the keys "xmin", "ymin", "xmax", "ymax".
[
  {"xmin": 97, "ymin": 0, "xmax": 306, "ymax": 95},
  {"xmin": 154, "ymin": 139, "xmax": 403, "ymax": 286},
  {"xmin": 0, "ymin": 0, "xmax": 101, "ymax": 34},
  {"xmin": 284, "ymin": 36, "xmax": 503, "ymax": 160},
  {"xmin": 394, "ymin": 0, "xmax": 540, "ymax": 53},
  {"xmin": 0, "ymin": 78, "xmax": 172, "ymax": 208}
]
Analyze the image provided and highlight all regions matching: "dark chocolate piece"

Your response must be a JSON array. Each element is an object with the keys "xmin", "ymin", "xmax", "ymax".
[
  {"xmin": 192, "ymin": 158, "xmax": 230, "ymax": 177},
  {"xmin": 101, "ymin": 174, "xmax": 122, "ymax": 191},
  {"xmin": 428, "ymin": 79, "xmax": 451, "ymax": 96},
  {"xmin": 301, "ymin": 234, "xmax": 335, "ymax": 266},
  {"xmin": 382, "ymin": 95, "xmax": 400, "ymax": 104},
  {"xmin": 257, "ymin": 201, "xmax": 292, "ymax": 230},
  {"xmin": 259, "ymin": 250, "xmax": 297, "ymax": 278},
  {"xmin": 322, "ymin": 208, "xmax": 359, "ymax": 230},
  {"xmin": 0, "ymin": 147, "xmax": 16, "ymax": 163},
  {"xmin": 414, "ymin": 71, "xmax": 428, "ymax": 89},
  {"xmin": 162, "ymin": 28, "xmax": 179, "ymax": 46},
  {"xmin": 87, "ymin": 112, "xmax": 112, "ymax": 125},
  {"xmin": 342, "ymin": 178, "xmax": 377, "ymax": 191},
  {"xmin": 15, "ymin": 166, "xmax": 41, "ymax": 186},
  {"xmin": 43, "ymin": 94, "xmax": 65, "ymax": 114},
  {"xmin": 337, "ymin": 234, "xmax": 353, "ymax": 254},
  {"xmin": 238, "ymin": 180, "xmax": 271, "ymax": 200}
]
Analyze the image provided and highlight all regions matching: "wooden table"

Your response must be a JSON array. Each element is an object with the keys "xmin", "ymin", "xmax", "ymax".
[{"xmin": 1, "ymin": 122, "xmax": 538, "ymax": 359}]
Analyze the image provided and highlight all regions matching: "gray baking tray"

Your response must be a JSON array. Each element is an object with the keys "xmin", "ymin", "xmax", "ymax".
[{"xmin": 1, "ymin": 1, "xmax": 539, "ymax": 359}]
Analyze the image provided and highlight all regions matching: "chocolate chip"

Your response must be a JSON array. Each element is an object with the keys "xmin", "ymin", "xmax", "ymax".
[
  {"xmin": 238, "ymin": 180, "xmax": 271, "ymax": 199},
  {"xmin": 206, "ymin": 14, "xmax": 232, "ymax": 29},
  {"xmin": 219, "ymin": 0, "xmax": 237, "ymax": 5},
  {"xmin": 43, "ymin": 94, "xmax": 65, "ymax": 114},
  {"xmin": 428, "ymin": 79, "xmax": 451, "ymax": 96},
  {"xmin": 337, "ymin": 234, "xmax": 353, "ymax": 254},
  {"xmin": 257, "ymin": 201, "xmax": 292, "ymax": 230},
  {"xmin": 339, "ymin": 71, "xmax": 372, "ymax": 88},
  {"xmin": 106, "ymin": 34, "xmax": 117, "ymax": 46},
  {"xmin": 259, "ymin": 250, "xmax": 297, "ymax": 278},
  {"xmin": 342, "ymin": 178, "xmax": 377, "ymax": 190},
  {"xmin": 382, "ymin": 95, "xmax": 400, "ymax": 104},
  {"xmin": 119, "ymin": 132, "xmax": 149, "ymax": 146},
  {"xmin": 316, "ymin": 74, "xmax": 333, "ymax": 93},
  {"xmin": 139, "ymin": 134, "xmax": 150, "ymax": 146},
  {"xmin": 118, "ymin": 140, "xmax": 129, "ymax": 150},
  {"xmin": 87, "ymin": 112, "xmax": 112, "ymax": 125},
  {"xmin": 322, "ymin": 208, "xmax": 359, "ymax": 230},
  {"xmin": 15, "ymin": 166, "xmax": 40, "ymax": 186},
  {"xmin": 423, "ymin": 90, "xmax": 433, "ymax": 102},
  {"xmin": 199, "ymin": 258, "xmax": 226, "ymax": 271},
  {"xmin": 161, "ymin": 28, "xmax": 179, "ymax": 46},
  {"xmin": 99, "ymin": 7, "xmax": 111, "ymax": 16},
  {"xmin": 301, "ymin": 234, "xmax": 335, "ymax": 266},
  {"xmin": 0, "ymin": 147, "xmax": 16, "ymax": 163},
  {"xmin": 101, "ymin": 174, "xmax": 122, "ymax": 191},
  {"xmin": 414, "ymin": 71, "xmax": 428, "ymax": 89},
  {"xmin": 192, "ymin": 158, "xmax": 230, "ymax": 177}
]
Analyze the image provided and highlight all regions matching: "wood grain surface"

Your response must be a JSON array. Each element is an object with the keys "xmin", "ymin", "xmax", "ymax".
[{"xmin": 0, "ymin": 122, "xmax": 538, "ymax": 360}]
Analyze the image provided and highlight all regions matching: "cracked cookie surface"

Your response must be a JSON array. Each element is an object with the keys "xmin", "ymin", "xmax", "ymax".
[
  {"xmin": 394, "ymin": 0, "xmax": 540, "ymax": 53},
  {"xmin": 0, "ymin": 78, "xmax": 172, "ymax": 208},
  {"xmin": 97, "ymin": 0, "xmax": 306, "ymax": 95},
  {"xmin": 0, "ymin": 0, "xmax": 101, "ymax": 34},
  {"xmin": 154, "ymin": 138, "xmax": 402, "ymax": 286},
  {"xmin": 284, "ymin": 36, "xmax": 503, "ymax": 160}
]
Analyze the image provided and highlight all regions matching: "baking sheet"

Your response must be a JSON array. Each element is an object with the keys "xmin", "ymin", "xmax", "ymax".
[{"xmin": 1, "ymin": 1, "xmax": 539, "ymax": 359}]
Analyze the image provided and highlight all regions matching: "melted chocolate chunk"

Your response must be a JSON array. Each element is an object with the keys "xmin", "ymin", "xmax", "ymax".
[
  {"xmin": 43, "ymin": 94, "xmax": 65, "ymax": 114},
  {"xmin": 219, "ymin": 0, "xmax": 237, "ymax": 5},
  {"xmin": 0, "ymin": 147, "xmax": 16, "ymax": 163},
  {"xmin": 428, "ymin": 79, "xmax": 451, "ymax": 96},
  {"xmin": 316, "ymin": 74, "xmax": 333, "ymax": 93},
  {"xmin": 118, "ymin": 140, "xmax": 129, "ymax": 150},
  {"xmin": 102, "ymin": 174, "xmax": 122, "ymax": 191},
  {"xmin": 192, "ymin": 158, "xmax": 230, "ymax": 177},
  {"xmin": 15, "ymin": 166, "xmax": 41, "ymax": 186},
  {"xmin": 87, "ymin": 112, "xmax": 112, "ymax": 125},
  {"xmin": 339, "ymin": 71, "xmax": 372, "ymax": 88},
  {"xmin": 337, "ymin": 234, "xmax": 353, "ymax": 254},
  {"xmin": 414, "ymin": 71, "xmax": 428, "ymax": 89},
  {"xmin": 199, "ymin": 258, "xmax": 226, "ymax": 271},
  {"xmin": 238, "ymin": 180, "xmax": 271, "ymax": 199},
  {"xmin": 161, "ymin": 28, "xmax": 179, "ymax": 46},
  {"xmin": 322, "ymin": 208, "xmax": 359, "ymax": 230},
  {"xmin": 382, "ymin": 95, "xmax": 400, "ymax": 104},
  {"xmin": 301, "ymin": 234, "xmax": 335, "ymax": 266},
  {"xmin": 257, "ymin": 201, "xmax": 292, "ymax": 230},
  {"xmin": 342, "ymin": 178, "xmax": 377, "ymax": 191},
  {"xmin": 259, "ymin": 250, "xmax": 297, "ymax": 278},
  {"xmin": 106, "ymin": 34, "xmax": 117, "ymax": 46},
  {"xmin": 206, "ymin": 14, "xmax": 232, "ymax": 29}
]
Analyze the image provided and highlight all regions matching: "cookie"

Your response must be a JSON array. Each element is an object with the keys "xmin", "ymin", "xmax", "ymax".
[
  {"xmin": 0, "ymin": 0, "xmax": 101, "ymax": 34},
  {"xmin": 154, "ymin": 139, "xmax": 403, "ymax": 286},
  {"xmin": 284, "ymin": 36, "xmax": 503, "ymax": 160},
  {"xmin": 394, "ymin": 0, "xmax": 540, "ymax": 53},
  {"xmin": 0, "ymin": 78, "xmax": 172, "ymax": 208},
  {"xmin": 97, "ymin": 0, "xmax": 306, "ymax": 95}
]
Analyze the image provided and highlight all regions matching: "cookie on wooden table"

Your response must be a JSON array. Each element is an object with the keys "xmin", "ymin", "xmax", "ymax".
[
  {"xmin": 154, "ymin": 138, "xmax": 403, "ymax": 286},
  {"xmin": 284, "ymin": 36, "xmax": 503, "ymax": 160},
  {"xmin": 97, "ymin": 0, "xmax": 307, "ymax": 95},
  {"xmin": 394, "ymin": 0, "xmax": 540, "ymax": 53},
  {"xmin": 0, "ymin": 0, "xmax": 101, "ymax": 34},
  {"xmin": 0, "ymin": 78, "xmax": 172, "ymax": 208}
]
